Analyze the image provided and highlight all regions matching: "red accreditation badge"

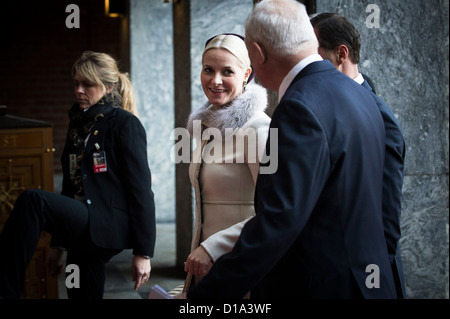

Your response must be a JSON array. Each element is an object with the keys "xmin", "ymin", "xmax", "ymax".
[{"xmin": 93, "ymin": 151, "xmax": 107, "ymax": 173}]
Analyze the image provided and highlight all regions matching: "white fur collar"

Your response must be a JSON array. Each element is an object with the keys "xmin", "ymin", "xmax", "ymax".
[{"xmin": 187, "ymin": 82, "xmax": 267, "ymax": 135}]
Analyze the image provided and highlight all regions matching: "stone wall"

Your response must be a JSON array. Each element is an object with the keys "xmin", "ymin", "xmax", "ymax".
[
  {"xmin": 316, "ymin": 0, "xmax": 449, "ymax": 299},
  {"xmin": 130, "ymin": 1, "xmax": 174, "ymax": 222}
]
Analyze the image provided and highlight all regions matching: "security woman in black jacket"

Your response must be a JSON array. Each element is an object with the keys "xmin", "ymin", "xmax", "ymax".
[{"xmin": 0, "ymin": 51, "xmax": 156, "ymax": 299}]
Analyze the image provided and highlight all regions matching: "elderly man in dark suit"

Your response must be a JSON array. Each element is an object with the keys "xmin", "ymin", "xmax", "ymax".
[
  {"xmin": 186, "ymin": 0, "xmax": 397, "ymax": 299},
  {"xmin": 311, "ymin": 12, "xmax": 406, "ymax": 299}
]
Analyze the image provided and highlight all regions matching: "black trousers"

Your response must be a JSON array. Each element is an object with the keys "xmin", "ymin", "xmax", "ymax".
[{"xmin": 0, "ymin": 189, "xmax": 121, "ymax": 299}]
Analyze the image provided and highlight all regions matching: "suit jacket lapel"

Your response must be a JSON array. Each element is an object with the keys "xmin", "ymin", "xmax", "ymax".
[
  {"xmin": 361, "ymin": 80, "xmax": 374, "ymax": 93},
  {"xmin": 83, "ymin": 107, "xmax": 115, "ymax": 156}
]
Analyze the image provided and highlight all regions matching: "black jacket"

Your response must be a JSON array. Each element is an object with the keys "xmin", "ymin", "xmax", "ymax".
[
  {"xmin": 362, "ymin": 80, "xmax": 406, "ymax": 298},
  {"xmin": 60, "ymin": 105, "xmax": 156, "ymax": 257}
]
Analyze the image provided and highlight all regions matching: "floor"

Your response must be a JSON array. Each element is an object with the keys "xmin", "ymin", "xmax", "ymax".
[{"xmin": 58, "ymin": 223, "xmax": 186, "ymax": 299}]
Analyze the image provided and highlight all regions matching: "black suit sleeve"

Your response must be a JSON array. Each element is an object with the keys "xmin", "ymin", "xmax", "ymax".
[
  {"xmin": 374, "ymin": 93, "xmax": 405, "ymax": 260},
  {"xmin": 117, "ymin": 115, "xmax": 156, "ymax": 257},
  {"xmin": 187, "ymin": 99, "xmax": 331, "ymax": 299},
  {"xmin": 361, "ymin": 73, "xmax": 377, "ymax": 95}
]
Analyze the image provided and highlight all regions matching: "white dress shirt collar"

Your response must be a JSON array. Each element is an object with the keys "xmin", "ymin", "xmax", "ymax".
[
  {"xmin": 278, "ymin": 54, "xmax": 323, "ymax": 102},
  {"xmin": 353, "ymin": 72, "xmax": 365, "ymax": 85}
]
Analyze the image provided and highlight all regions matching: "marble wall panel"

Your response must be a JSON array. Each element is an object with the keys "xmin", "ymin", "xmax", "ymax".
[
  {"xmin": 130, "ymin": 1, "xmax": 174, "ymax": 222},
  {"xmin": 401, "ymin": 175, "xmax": 449, "ymax": 298}
]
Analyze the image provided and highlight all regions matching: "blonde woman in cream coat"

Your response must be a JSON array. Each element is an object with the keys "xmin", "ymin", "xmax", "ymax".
[{"xmin": 183, "ymin": 34, "xmax": 270, "ymax": 293}]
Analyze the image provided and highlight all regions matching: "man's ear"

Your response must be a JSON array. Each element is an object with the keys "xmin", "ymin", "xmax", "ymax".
[
  {"xmin": 252, "ymin": 41, "xmax": 267, "ymax": 65},
  {"xmin": 336, "ymin": 44, "xmax": 349, "ymax": 65}
]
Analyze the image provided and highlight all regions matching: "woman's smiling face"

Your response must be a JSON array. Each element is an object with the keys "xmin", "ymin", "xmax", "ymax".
[{"xmin": 201, "ymin": 48, "xmax": 250, "ymax": 109}]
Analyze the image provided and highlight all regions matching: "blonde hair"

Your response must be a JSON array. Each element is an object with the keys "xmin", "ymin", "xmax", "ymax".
[
  {"xmin": 203, "ymin": 34, "xmax": 251, "ymax": 73},
  {"xmin": 72, "ymin": 51, "xmax": 138, "ymax": 116}
]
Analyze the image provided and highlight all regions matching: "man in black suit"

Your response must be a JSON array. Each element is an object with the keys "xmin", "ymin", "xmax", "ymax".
[
  {"xmin": 186, "ymin": 0, "xmax": 397, "ymax": 299},
  {"xmin": 311, "ymin": 12, "xmax": 406, "ymax": 299}
]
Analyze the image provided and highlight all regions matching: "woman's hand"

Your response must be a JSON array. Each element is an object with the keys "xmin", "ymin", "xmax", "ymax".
[
  {"xmin": 184, "ymin": 246, "xmax": 213, "ymax": 276},
  {"xmin": 132, "ymin": 255, "xmax": 151, "ymax": 291},
  {"xmin": 46, "ymin": 247, "xmax": 64, "ymax": 277},
  {"xmin": 174, "ymin": 292, "xmax": 187, "ymax": 299}
]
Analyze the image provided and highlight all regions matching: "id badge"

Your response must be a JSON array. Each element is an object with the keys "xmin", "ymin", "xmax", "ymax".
[
  {"xmin": 93, "ymin": 151, "xmax": 107, "ymax": 173},
  {"xmin": 69, "ymin": 154, "xmax": 77, "ymax": 178}
]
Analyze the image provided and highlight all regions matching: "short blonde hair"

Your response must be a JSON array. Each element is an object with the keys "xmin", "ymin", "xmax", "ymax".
[
  {"xmin": 203, "ymin": 34, "xmax": 251, "ymax": 72},
  {"xmin": 72, "ymin": 51, "xmax": 138, "ymax": 116}
]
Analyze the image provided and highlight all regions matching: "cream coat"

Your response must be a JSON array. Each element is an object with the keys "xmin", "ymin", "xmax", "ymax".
[{"xmin": 184, "ymin": 82, "xmax": 270, "ymax": 291}]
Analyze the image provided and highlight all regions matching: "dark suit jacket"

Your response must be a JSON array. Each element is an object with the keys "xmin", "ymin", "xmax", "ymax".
[
  {"xmin": 361, "ymin": 80, "xmax": 406, "ymax": 298},
  {"xmin": 59, "ymin": 106, "xmax": 156, "ymax": 257},
  {"xmin": 188, "ymin": 60, "xmax": 397, "ymax": 299},
  {"xmin": 361, "ymin": 73, "xmax": 377, "ymax": 95}
]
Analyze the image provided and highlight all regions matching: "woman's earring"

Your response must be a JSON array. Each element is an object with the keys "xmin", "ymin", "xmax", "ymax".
[{"xmin": 243, "ymin": 80, "xmax": 247, "ymax": 92}]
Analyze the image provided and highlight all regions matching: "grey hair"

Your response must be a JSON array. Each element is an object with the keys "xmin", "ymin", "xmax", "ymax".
[{"xmin": 245, "ymin": 0, "xmax": 318, "ymax": 57}]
